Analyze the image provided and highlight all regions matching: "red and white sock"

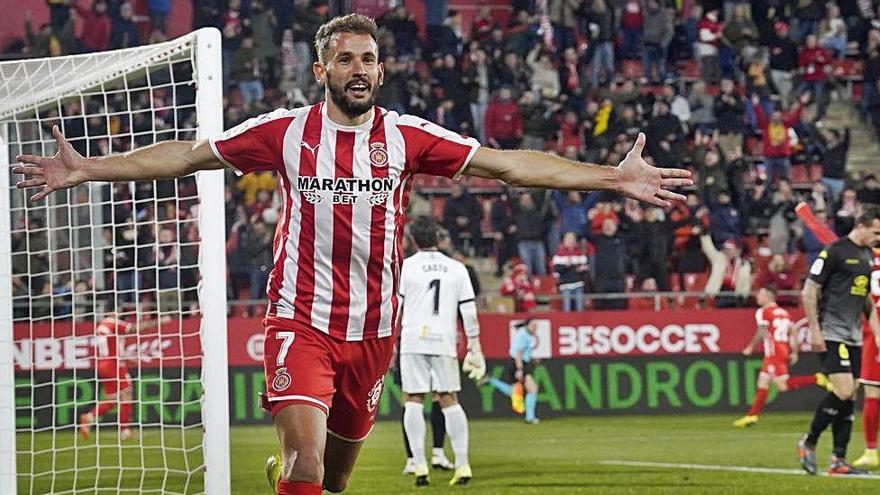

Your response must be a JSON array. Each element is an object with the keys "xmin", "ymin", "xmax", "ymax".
[
  {"xmin": 748, "ymin": 388, "xmax": 769, "ymax": 416},
  {"xmin": 786, "ymin": 375, "xmax": 816, "ymax": 390},
  {"xmin": 864, "ymin": 397, "xmax": 879, "ymax": 450},
  {"xmin": 277, "ymin": 480, "xmax": 321, "ymax": 495}
]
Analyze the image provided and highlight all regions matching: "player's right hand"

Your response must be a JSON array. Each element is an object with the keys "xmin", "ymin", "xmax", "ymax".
[
  {"xmin": 13, "ymin": 125, "xmax": 87, "ymax": 201},
  {"xmin": 514, "ymin": 368, "xmax": 524, "ymax": 382}
]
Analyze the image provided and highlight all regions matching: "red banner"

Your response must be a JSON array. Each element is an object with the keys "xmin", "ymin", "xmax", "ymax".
[
  {"xmin": 476, "ymin": 309, "xmax": 809, "ymax": 360},
  {"xmin": 13, "ymin": 309, "xmax": 809, "ymax": 371}
]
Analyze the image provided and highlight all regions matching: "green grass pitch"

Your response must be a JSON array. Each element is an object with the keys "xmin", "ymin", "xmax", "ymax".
[{"xmin": 18, "ymin": 412, "xmax": 880, "ymax": 494}]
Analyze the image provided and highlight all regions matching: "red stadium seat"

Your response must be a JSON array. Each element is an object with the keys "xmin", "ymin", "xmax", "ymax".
[
  {"xmin": 679, "ymin": 60, "xmax": 700, "ymax": 80},
  {"xmin": 831, "ymin": 58, "xmax": 863, "ymax": 79},
  {"xmin": 678, "ymin": 272, "xmax": 709, "ymax": 309}
]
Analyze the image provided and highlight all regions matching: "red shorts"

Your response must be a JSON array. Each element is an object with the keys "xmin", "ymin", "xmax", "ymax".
[
  {"xmin": 97, "ymin": 361, "xmax": 131, "ymax": 396},
  {"xmin": 260, "ymin": 316, "xmax": 395, "ymax": 442},
  {"xmin": 761, "ymin": 356, "xmax": 789, "ymax": 378},
  {"xmin": 861, "ymin": 324, "xmax": 880, "ymax": 386}
]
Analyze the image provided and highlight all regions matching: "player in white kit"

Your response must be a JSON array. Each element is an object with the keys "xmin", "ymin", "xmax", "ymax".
[{"xmin": 398, "ymin": 216, "xmax": 485, "ymax": 486}]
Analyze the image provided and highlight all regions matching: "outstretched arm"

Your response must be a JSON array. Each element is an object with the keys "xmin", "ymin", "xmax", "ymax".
[
  {"xmin": 464, "ymin": 133, "xmax": 692, "ymax": 207},
  {"xmin": 13, "ymin": 126, "xmax": 224, "ymax": 201}
]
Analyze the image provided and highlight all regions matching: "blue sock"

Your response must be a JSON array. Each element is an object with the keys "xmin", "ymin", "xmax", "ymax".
[
  {"xmin": 525, "ymin": 393, "xmax": 537, "ymax": 421},
  {"xmin": 488, "ymin": 378, "xmax": 513, "ymax": 397}
]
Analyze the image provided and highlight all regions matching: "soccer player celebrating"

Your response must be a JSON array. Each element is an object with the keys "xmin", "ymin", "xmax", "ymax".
[
  {"xmin": 397, "ymin": 216, "xmax": 484, "ymax": 486},
  {"xmin": 487, "ymin": 318, "xmax": 541, "ymax": 424},
  {"xmin": 13, "ymin": 14, "xmax": 691, "ymax": 495},
  {"xmin": 79, "ymin": 313, "xmax": 165, "ymax": 441},
  {"xmin": 79, "ymin": 315, "xmax": 134, "ymax": 441},
  {"xmin": 733, "ymin": 286, "xmax": 831, "ymax": 428},
  {"xmin": 798, "ymin": 205, "xmax": 880, "ymax": 476}
]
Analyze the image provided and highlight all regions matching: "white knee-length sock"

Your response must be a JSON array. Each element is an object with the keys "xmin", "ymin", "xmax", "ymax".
[
  {"xmin": 403, "ymin": 402, "xmax": 427, "ymax": 466},
  {"xmin": 442, "ymin": 404, "xmax": 469, "ymax": 468}
]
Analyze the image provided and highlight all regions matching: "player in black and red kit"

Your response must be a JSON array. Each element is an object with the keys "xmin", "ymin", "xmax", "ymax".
[{"xmin": 798, "ymin": 205, "xmax": 880, "ymax": 475}]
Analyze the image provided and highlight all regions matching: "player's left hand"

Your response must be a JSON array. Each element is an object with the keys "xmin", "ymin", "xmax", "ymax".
[
  {"xmin": 462, "ymin": 350, "xmax": 486, "ymax": 381},
  {"xmin": 789, "ymin": 352, "xmax": 799, "ymax": 365},
  {"xmin": 615, "ymin": 133, "xmax": 693, "ymax": 208}
]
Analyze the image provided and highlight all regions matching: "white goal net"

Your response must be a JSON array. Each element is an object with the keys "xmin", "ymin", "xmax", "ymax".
[{"xmin": 0, "ymin": 28, "xmax": 229, "ymax": 494}]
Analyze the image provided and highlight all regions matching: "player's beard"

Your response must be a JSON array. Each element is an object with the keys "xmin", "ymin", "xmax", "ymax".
[{"xmin": 327, "ymin": 77, "xmax": 376, "ymax": 119}]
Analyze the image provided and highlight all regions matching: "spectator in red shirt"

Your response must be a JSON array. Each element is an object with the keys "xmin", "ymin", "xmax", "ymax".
[
  {"xmin": 588, "ymin": 201, "xmax": 620, "ymax": 235},
  {"xmin": 695, "ymin": 8, "xmax": 723, "ymax": 83},
  {"xmin": 755, "ymin": 254, "xmax": 798, "ymax": 306},
  {"xmin": 75, "ymin": 0, "xmax": 111, "ymax": 53},
  {"xmin": 500, "ymin": 263, "xmax": 537, "ymax": 312},
  {"xmin": 620, "ymin": 0, "xmax": 644, "ymax": 60},
  {"xmin": 796, "ymin": 34, "xmax": 831, "ymax": 121},
  {"xmin": 752, "ymin": 92, "xmax": 808, "ymax": 185},
  {"xmin": 484, "ymin": 87, "xmax": 523, "ymax": 149},
  {"xmin": 470, "ymin": 5, "xmax": 496, "ymax": 44},
  {"xmin": 557, "ymin": 110, "xmax": 584, "ymax": 154}
]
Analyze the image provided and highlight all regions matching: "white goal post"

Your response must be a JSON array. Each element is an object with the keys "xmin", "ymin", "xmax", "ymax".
[{"xmin": 0, "ymin": 28, "xmax": 230, "ymax": 494}]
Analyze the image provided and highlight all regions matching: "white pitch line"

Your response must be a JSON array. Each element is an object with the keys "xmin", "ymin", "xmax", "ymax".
[{"xmin": 599, "ymin": 460, "xmax": 880, "ymax": 479}]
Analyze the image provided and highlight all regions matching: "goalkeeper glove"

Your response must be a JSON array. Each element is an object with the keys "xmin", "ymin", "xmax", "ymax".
[{"xmin": 462, "ymin": 350, "xmax": 486, "ymax": 381}]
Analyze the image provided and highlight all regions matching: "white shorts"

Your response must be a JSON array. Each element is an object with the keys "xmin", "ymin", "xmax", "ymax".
[{"xmin": 400, "ymin": 354, "xmax": 461, "ymax": 394}]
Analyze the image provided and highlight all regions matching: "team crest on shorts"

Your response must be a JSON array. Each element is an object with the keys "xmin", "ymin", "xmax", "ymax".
[
  {"xmin": 272, "ymin": 367, "xmax": 292, "ymax": 392},
  {"xmin": 369, "ymin": 142, "xmax": 388, "ymax": 168},
  {"xmin": 365, "ymin": 377, "xmax": 384, "ymax": 412}
]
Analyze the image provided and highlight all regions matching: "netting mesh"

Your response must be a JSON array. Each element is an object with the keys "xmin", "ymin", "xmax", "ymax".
[{"xmin": 3, "ymin": 37, "xmax": 213, "ymax": 494}]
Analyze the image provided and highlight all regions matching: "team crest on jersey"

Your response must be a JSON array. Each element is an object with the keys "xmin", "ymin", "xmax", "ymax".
[
  {"xmin": 369, "ymin": 142, "xmax": 388, "ymax": 168},
  {"xmin": 365, "ymin": 377, "xmax": 384, "ymax": 412},
  {"xmin": 272, "ymin": 367, "xmax": 292, "ymax": 392}
]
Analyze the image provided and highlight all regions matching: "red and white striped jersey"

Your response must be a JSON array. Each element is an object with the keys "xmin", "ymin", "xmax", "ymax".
[
  {"xmin": 755, "ymin": 303, "xmax": 791, "ymax": 359},
  {"xmin": 862, "ymin": 248, "xmax": 880, "ymax": 342},
  {"xmin": 871, "ymin": 248, "xmax": 880, "ymax": 308},
  {"xmin": 95, "ymin": 317, "xmax": 132, "ymax": 366},
  {"xmin": 209, "ymin": 103, "xmax": 481, "ymax": 341}
]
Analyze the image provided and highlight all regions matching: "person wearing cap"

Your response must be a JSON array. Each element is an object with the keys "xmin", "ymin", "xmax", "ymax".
[{"xmin": 500, "ymin": 263, "xmax": 537, "ymax": 312}]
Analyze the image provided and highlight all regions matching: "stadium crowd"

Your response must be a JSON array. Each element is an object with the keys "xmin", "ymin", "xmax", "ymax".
[{"xmin": 5, "ymin": 0, "xmax": 880, "ymax": 316}]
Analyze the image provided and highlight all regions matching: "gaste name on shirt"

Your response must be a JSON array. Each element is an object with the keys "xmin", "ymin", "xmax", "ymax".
[{"xmin": 421, "ymin": 263, "xmax": 450, "ymax": 273}]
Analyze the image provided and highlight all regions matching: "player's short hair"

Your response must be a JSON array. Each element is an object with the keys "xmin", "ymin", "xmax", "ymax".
[
  {"xmin": 761, "ymin": 285, "xmax": 778, "ymax": 297},
  {"xmin": 409, "ymin": 216, "xmax": 439, "ymax": 249},
  {"xmin": 857, "ymin": 204, "xmax": 880, "ymax": 226},
  {"xmin": 516, "ymin": 318, "xmax": 533, "ymax": 329},
  {"xmin": 314, "ymin": 14, "xmax": 378, "ymax": 65}
]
